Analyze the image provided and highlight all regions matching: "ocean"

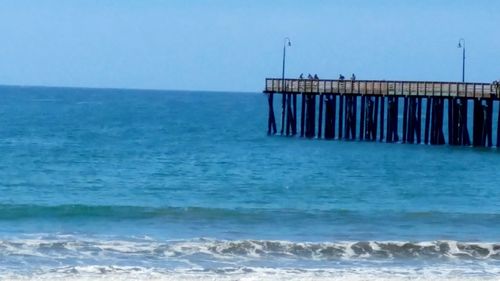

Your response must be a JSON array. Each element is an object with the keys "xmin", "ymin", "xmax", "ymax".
[{"xmin": 0, "ymin": 85, "xmax": 499, "ymax": 280}]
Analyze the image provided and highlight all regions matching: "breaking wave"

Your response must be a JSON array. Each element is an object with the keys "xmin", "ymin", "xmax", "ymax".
[{"xmin": 1, "ymin": 237, "xmax": 500, "ymax": 261}]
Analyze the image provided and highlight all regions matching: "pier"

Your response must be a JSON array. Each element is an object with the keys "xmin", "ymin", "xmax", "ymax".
[{"xmin": 264, "ymin": 78, "xmax": 500, "ymax": 147}]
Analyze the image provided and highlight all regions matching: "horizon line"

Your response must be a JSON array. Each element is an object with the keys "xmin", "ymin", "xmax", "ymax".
[{"xmin": 0, "ymin": 83, "xmax": 261, "ymax": 95}]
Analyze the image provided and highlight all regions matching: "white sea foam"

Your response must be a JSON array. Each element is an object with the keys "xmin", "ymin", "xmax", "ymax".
[{"xmin": 2, "ymin": 266, "xmax": 500, "ymax": 281}]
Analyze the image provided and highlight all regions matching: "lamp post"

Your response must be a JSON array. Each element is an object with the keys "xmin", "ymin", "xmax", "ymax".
[
  {"xmin": 457, "ymin": 38, "xmax": 465, "ymax": 82},
  {"xmin": 280, "ymin": 37, "xmax": 292, "ymax": 135},
  {"xmin": 282, "ymin": 37, "xmax": 291, "ymax": 89}
]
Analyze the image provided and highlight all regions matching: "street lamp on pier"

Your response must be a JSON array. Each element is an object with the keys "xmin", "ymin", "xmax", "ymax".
[
  {"xmin": 457, "ymin": 38, "xmax": 465, "ymax": 83},
  {"xmin": 280, "ymin": 37, "xmax": 292, "ymax": 135}
]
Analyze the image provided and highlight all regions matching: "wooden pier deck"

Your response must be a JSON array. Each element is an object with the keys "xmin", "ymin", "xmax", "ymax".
[
  {"xmin": 263, "ymin": 78, "xmax": 500, "ymax": 147},
  {"xmin": 265, "ymin": 78, "xmax": 499, "ymax": 98}
]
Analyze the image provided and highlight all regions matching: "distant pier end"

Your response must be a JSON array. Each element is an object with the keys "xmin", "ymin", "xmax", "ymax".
[{"xmin": 263, "ymin": 78, "xmax": 500, "ymax": 147}]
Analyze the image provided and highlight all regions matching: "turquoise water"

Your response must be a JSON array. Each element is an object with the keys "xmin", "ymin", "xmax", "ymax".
[{"xmin": 0, "ymin": 86, "xmax": 500, "ymax": 280}]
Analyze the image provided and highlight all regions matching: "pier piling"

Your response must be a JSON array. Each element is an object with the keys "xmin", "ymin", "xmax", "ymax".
[
  {"xmin": 286, "ymin": 94, "xmax": 293, "ymax": 136},
  {"xmin": 318, "ymin": 94, "xmax": 324, "ymax": 139},
  {"xmin": 360, "ymin": 96, "xmax": 366, "ymax": 141},
  {"xmin": 305, "ymin": 94, "xmax": 316, "ymax": 138},
  {"xmin": 292, "ymin": 94, "xmax": 297, "ymax": 135},
  {"xmin": 338, "ymin": 95, "xmax": 344, "ymax": 139},
  {"xmin": 280, "ymin": 94, "xmax": 286, "ymax": 135},
  {"xmin": 300, "ymin": 93, "xmax": 306, "ymax": 137},
  {"xmin": 267, "ymin": 93, "xmax": 277, "ymax": 135},
  {"xmin": 380, "ymin": 96, "xmax": 385, "ymax": 141},
  {"xmin": 403, "ymin": 97, "xmax": 408, "ymax": 143},
  {"xmin": 324, "ymin": 95, "xmax": 335, "ymax": 139},
  {"xmin": 373, "ymin": 96, "xmax": 379, "ymax": 141}
]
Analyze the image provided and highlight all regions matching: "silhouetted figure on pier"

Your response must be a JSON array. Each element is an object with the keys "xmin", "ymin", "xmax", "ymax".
[
  {"xmin": 351, "ymin": 73, "xmax": 356, "ymax": 81},
  {"xmin": 339, "ymin": 74, "xmax": 345, "ymax": 81},
  {"xmin": 307, "ymin": 74, "xmax": 313, "ymax": 79},
  {"xmin": 314, "ymin": 74, "xmax": 319, "ymax": 80},
  {"xmin": 299, "ymin": 73, "xmax": 304, "ymax": 79}
]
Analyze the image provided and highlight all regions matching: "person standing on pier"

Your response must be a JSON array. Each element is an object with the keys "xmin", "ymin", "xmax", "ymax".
[
  {"xmin": 339, "ymin": 74, "xmax": 345, "ymax": 81},
  {"xmin": 351, "ymin": 73, "xmax": 356, "ymax": 81}
]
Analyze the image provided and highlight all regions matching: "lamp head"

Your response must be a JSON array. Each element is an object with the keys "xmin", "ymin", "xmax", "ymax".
[{"xmin": 284, "ymin": 37, "xmax": 291, "ymax": 47}]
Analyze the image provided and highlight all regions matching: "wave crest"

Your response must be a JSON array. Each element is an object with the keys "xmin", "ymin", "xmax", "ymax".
[
  {"xmin": 181, "ymin": 239, "xmax": 500, "ymax": 260},
  {"xmin": 1, "ymin": 237, "xmax": 500, "ymax": 261}
]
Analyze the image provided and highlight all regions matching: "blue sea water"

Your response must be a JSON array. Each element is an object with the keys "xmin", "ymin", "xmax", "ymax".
[{"xmin": 0, "ymin": 85, "xmax": 500, "ymax": 280}]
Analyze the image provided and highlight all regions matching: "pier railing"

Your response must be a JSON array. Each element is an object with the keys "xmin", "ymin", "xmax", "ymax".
[{"xmin": 265, "ymin": 78, "xmax": 499, "ymax": 98}]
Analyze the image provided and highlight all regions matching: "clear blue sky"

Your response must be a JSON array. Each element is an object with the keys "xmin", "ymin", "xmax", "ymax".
[{"xmin": 0, "ymin": 0, "xmax": 498, "ymax": 92}]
